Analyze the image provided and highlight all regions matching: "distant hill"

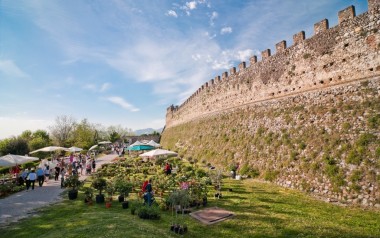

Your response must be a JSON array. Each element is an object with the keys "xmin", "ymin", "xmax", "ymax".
[{"xmin": 134, "ymin": 128, "xmax": 163, "ymax": 135}]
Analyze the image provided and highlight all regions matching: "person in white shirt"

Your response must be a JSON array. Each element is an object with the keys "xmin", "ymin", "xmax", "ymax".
[{"xmin": 27, "ymin": 169, "xmax": 37, "ymax": 190}]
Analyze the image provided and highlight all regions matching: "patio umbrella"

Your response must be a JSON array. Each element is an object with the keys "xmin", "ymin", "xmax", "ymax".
[
  {"xmin": 89, "ymin": 145, "xmax": 98, "ymax": 151},
  {"xmin": 139, "ymin": 149, "xmax": 178, "ymax": 158},
  {"xmin": 98, "ymin": 141, "xmax": 112, "ymax": 145},
  {"xmin": 68, "ymin": 146, "xmax": 83, "ymax": 152},
  {"xmin": 30, "ymin": 146, "xmax": 69, "ymax": 154},
  {"xmin": 0, "ymin": 154, "xmax": 39, "ymax": 167}
]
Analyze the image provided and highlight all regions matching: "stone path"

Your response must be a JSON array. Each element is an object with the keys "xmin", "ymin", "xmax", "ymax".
[{"xmin": 0, "ymin": 153, "xmax": 118, "ymax": 227}]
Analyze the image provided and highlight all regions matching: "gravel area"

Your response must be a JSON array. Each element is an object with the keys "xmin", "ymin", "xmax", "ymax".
[{"xmin": 0, "ymin": 154, "xmax": 118, "ymax": 227}]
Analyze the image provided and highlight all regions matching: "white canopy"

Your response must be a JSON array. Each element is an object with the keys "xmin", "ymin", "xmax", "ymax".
[
  {"xmin": 89, "ymin": 144, "xmax": 98, "ymax": 151},
  {"xmin": 129, "ymin": 141, "xmax": 143, "ymax": 147},
  {"xmin": 147, "ymin": 140, "xmax": 161, "ymax": 148},
  {"xmin": 30, "ymin": 146, "xmax": 69, "ymax": 154},
  {"xmin": 0, "ymin": 154, "xmax": 39, "ymax": 167},
  {"xmin": 139, "ymin": 149, "xmax": 177, "ymax": 158},
  {"xmin": 68, "ymin": 146, "xmax": 83, "ymax": 152},
  {"xmin": 98, "ymin": 141, "xmax": 112, "ymax": 145}
]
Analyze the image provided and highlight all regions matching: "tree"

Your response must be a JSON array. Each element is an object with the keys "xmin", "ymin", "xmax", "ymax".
[
  {"xmin": 49, "ymin": 115, "xmax": 76, "ymax": 146},
  {"xmin": 72, "ymin": 119, "xmax": 96, "ymax": 149},
  {"xmin": 33, "ymin": 130, "xmax": 50, "ymax": 141},
  {"xmin": 0, "ymin": 137, "xmax": 29, "ymax": 155},
  {"xmin": 107, "ymin": 125, "xmax": 134, "ymax": 142},
  {"xmin": 20, "ymin": 130, "xmax": 33, "ymax": 141},
  {"xmin": 109, "ymin": 131, "xmax": 121, "ymax": 143}
]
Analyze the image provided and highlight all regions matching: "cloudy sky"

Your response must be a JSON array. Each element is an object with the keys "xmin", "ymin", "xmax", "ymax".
[{"xmin": 0, "ymin": 0, "xmax": 367, "ymax": 139}]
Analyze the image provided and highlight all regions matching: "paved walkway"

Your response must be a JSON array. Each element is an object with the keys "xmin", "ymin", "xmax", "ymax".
[{"xmin": 0, "ymin": 153, "xmax": 118, "ymax": 227}]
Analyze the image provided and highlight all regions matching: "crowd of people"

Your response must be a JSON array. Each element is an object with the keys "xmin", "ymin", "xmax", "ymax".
[{"xmin": 12, "ymin": 153, "xmax": 97, "ymax": 191}]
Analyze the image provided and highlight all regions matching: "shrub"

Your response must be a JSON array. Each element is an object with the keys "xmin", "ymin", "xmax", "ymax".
[
  {"xmin": 263, "ymin": 170, "xmax": 279, "ymax": 182},
  {"xmin": 290, "ymin": 151, "xmax": 299, "ymax": 161},
  {"xmin": 137, "ymin": 205, "xmax": 161, "ymax": 220},
  {"xmin": 350, "ymin": 169, "xmax": 361, "ymax": 180},
  {"xmin": 367, "ymin": 115, "xmax": 379, "ymax": 129},
  {"xmin": 299, "ymin": 142, "xmax": 307, "ymax": 150},
  {"xmin": 346, "ymin": 149, "xmax": 362, "ymax": 165},
  {"xmin": 356, "ymin": 133, "xmax": 376, "ymax": 147}
]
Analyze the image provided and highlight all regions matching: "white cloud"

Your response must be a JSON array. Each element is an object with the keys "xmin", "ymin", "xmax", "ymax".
[
  {"xmin": 186, "ymin": 1, "xmax": 197, "ymax": 10},
  {"xmin": 209, "ymin": 11, "xmax": 218, "ymax": 26},
  {"xmin": 166, "ymin": 10, "xmax": 178, "ymax": 18},
  {"xmin": 0, "ymin": 59, "xmax": 29, "ymax": 78},
  {"xmin": 106, "ymin": 96, "xmax": 140, "ymax": 112},
  {"xmin": 84, "ymin": 84, "xmax": 97, "ymax": 91},
  {"xmin": 205, "ymin": 31, "xmax": 216, "ymax": 39},
  {"xmin": 220, "ymin": 27, "xmax": 232, "ymax": 35},
  {"xmin": 100, "ymin": 83, "xmax": 111, "ymax": 92},
  {"xmin": 236, "ymin": 49, "xmax": 254, "ymax": 62},
  {"xmin": 83, "ymin": 82, "xmax": 111, "ymax": 92}
]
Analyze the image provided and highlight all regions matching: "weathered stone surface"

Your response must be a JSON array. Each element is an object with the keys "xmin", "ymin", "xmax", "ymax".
[{"xmin": 163, "ymin": 1, "xmax": 380, "ymax": 208}]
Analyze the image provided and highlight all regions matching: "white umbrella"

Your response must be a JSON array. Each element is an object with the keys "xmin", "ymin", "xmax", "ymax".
[
  {"xmin": 68, "ymin": 146, "xmax": 83, "ymax": 152},
  {"xmin": 98, "ymin": 141, "xmax": 112, "ymax": 145},
  {"xmin": 139, "ymin": 149, "xmax": 178, "ymax": 158},
  {"xmin": 30, "ymin": 146, "xmax": 69, "ymax": 154},
  {"xmin": 89, "ymin": 145, "xmax": 98, "ymax": 151},
  {"xmin": 0, "ymin": 154, "xmax": 39, "ymax": 167}
]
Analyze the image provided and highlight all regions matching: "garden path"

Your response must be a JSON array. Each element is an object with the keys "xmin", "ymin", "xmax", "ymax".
[{"xmin": 0, "ymin": 153, "xmax": 118, "ymax": 227}]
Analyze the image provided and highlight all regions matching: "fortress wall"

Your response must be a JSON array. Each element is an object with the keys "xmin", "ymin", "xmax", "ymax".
[
  {"xmin": 162, "ymin": 1, "xmax": 380, "ymax": 208},
  {"xmin": 166, "ymin": 3, "xmax": 380, "ymax": 128}
]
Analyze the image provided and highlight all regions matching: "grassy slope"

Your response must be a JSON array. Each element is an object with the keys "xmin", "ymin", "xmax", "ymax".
[{"xmin": 1, "ymin": 179, "xmax": 379, "ymax": 238}]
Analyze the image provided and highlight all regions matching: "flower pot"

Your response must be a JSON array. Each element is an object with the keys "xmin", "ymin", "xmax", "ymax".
[
  {"xmin": 68, "ymin": 190, "xmax": 78, "ymax": 200},
  {"xmin": 118, "ymin": 195, "xmax": 125, "ymax": 203},
  {"xmin": 122, "ymin": 201, "xmax": 129, "ymax": 209},
  {"xmin": 96, "ymin": 194, "xmax": 105, "ymax": 203},
  {"xmin": 105, "ymin": 202, "xmax": 112, "ymax": 208}
]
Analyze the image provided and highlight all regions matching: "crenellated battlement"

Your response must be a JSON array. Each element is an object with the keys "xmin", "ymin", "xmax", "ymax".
[{"xmin": 166, "ymin": 0, "xmax": 380, "ymax": 128}]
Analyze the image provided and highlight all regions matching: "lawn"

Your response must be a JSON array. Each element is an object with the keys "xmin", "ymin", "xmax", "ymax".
[{"xmin": 0, "ymin": 178, "xmax": 379, "ymax": 238}]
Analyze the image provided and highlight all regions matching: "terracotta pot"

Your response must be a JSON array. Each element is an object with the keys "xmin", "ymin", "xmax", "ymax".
[{"xmin": 105, "ymin": 202, "xmax": 112, "ymax": 208}]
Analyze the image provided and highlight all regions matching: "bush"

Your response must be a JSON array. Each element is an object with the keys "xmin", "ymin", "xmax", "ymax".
[
  {"xmin": 137, "ymin": 204, "xmax": 161, "ymax": 220},
  {"xmin": 346, "ymin": 149, "xmax": 362, "ymax": 165},
  {"xmin": 263, "ymin": 170, "xmax": 279, "ymax": 182},
  {"xmin": 367, "ymin": 115, "xmax": 380, "ymax": 129},
  {"xmin": 356, "ymin": 133, "xmax": 376, "ymax": 147}
]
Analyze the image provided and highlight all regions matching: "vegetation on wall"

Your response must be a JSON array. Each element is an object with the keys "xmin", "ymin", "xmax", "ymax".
[{"xmin": 161, "ymin": 80, "xmax": 380, "ymax": 205}]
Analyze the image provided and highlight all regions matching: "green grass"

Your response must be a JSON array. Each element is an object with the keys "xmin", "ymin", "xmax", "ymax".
[{"xmin": 1, "ymin": 179, "xmax": 379, "ymax": 238}]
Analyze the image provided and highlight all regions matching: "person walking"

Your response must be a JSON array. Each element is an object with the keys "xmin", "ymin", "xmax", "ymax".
[
  {"xmin": 91, "ymin": 159, "xmax": 96, "ymax": 173},
  {"xmin": 54, "ymin": 164, "xmax": 61, "ymax": 181},
  {"xmin": 36, "ymin": 167, "xmax": 44, "ymax": 187},
  {"xmin": 27, "ymin": 169, "xmax": 37, "ymax": 190},
  {"xmin": 44, "ymin": 164, "xmax": 50, "ymax": 182}
]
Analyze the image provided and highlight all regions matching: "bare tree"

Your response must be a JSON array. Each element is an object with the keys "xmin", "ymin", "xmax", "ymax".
[{"xmin": 49, "ymin": 115, "xmax": 76, "ymax": 146}]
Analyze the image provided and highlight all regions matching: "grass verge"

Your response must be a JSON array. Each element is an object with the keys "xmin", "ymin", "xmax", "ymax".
[{"xmin": 0, "ymin": 179, "xmax": 379, "ymax": 238}]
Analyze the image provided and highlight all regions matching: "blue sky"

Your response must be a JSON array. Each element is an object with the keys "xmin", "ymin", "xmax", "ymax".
[{"xmin": 0, "ymin": 0, "xmax": 368, "ymax": 139}]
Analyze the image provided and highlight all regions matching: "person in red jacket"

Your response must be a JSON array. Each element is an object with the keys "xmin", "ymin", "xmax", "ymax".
[{"xmin": 165, "ymin": 162, "xmax": 172, "ymax": 175}]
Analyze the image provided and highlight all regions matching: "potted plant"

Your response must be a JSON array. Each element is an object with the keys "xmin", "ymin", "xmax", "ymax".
[
  {"xmin": 91, "ymin": 176, "xmax": 107, "ymax": 203},
  {"xmin": 83, "ymin": 187, "xmax": 94, "ymax": 204},
  {"xmin": 64, "ymin": 175, "xmax": 82, "ymax": 200},
  {"xmin": 114, "ymin": 178, "xmax": 133, "ymax": 209},
  {"xmin": 168, "ymin": 189, "xmax": 191, "ymax": 234}
]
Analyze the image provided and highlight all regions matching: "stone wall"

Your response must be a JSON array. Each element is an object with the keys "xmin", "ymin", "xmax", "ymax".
[
  {"xmin": 161, "ymin": 1, "xmax": 380, "ymax": 208},
  {"xmin": 166, "ymin": 1, "xmax": 380, "ymax": 129}
]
